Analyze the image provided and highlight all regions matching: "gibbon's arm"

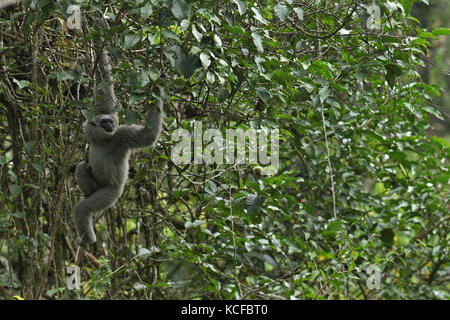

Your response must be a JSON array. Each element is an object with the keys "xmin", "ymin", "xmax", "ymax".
[
  {"xmin": 94, "ymin": 48, "xmax": 117, "ymax": 115},
  {"xmin": 93, "ymin": 19, "xmax": 117, "ymax": 115},
  {"xmin": 116, "ymin": 100, "xmax": 162, "ymax": 150}
]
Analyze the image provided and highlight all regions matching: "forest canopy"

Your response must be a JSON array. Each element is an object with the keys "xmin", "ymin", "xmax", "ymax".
[{"xmin": 0, "ymin": 0, "xmax": 449, "ymax": 300}]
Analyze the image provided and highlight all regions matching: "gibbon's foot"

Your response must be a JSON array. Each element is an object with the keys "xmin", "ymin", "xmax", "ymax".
[
  {"xmin": 73, "ymin": 208, "xmax": 96, "ymax": 246},
  {"xmin": 78, "ymin": 230, "xmax": 96, "ymax": 246},
  {"xmin": 79, "ymin": 232, "xmax": 96, "ymax": 246}
]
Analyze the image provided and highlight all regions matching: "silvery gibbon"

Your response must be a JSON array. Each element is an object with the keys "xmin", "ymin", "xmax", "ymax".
[{"xmin": 73, "ymin": 19, "xmax": 162, "ymax": 246}]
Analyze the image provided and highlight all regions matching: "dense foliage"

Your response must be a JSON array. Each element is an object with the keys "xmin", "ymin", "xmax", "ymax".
[{"xmin": 0, "ymin": 0, "xmax": 449, "ymax": 299}]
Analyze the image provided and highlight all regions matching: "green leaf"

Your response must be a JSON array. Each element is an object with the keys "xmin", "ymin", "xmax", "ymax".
[
  {"xmin": 272, "ymin": 70, "xmax": 296, "ymax": 85},
  {"xmin": 147, "ymin": 67, "xmax": 161, "ymax": 82},
  {"xmin": 137, "ymin": 69, "xmax": 150, "ymax": 87},
  {"xmin": 185, "ymin": 220, "xmax": 205, "ymax": 229},
  {"xmin": 432, "ymin": 28, "xmax": 450, "ymax": 36},
  {"xmin": 147, "ymin": 33, "xmax": 160, "ymax": 45},
  {"xmin": 251, "ymin": 32, "xmax": 264, "ymax": 53},
  {"xmin": 412, "ymin": 38, "xmax": 431, "ymax": 47},
  {"xmin": 81, "ymin": 109, "xmax": 94, "ymax": 121},
  {"xmin": 167, "ymin": 45, "xmax": 201, "ymax": 78},
  {"xmin": 423, "ymin": 83, "xmax": 441, "ymax": 97},
  {"xmin": 25, "ymin": 140, "xmax": 35, "ymax": 152},
  {"xmin": 325, "ymin": 220, "xmax": 345, "ymax": 235},
  {"xmin": 206, "ymin": 71, "xmax": 215, "ymax": 84},
  {"xmin": 192, "ymin": 25, "xmax": 203, "ymax": 42},
  {"xmin": 399, "ymin": 0, "xmax": 414, "ymax": 14},
  {"xmin": 200, "ymin": 52, "xmax": 211, "ymax": 68},
  {"xmin": 286, "ymin": 240, "xmax": 302, "ymax": 254},
  {"xmin": 140, "ymin": 3, "xmax": 153, "ymax": 20},
  {"xmin": 10, "ymin": 211, "xmax": 23, "ymax": 219},
  {"xmin": 246, "ymin": 194, "xmax": 264, "ymax": 214},
  {"xmin": 48, "ymin": 69, "xmax": 81, "ymax": 81},
  {"xmin": 274, "ymin": 4, "xmax": 290, "ymax": 21},
  {"xmin": 36, "ymin": 0, "xmax": 50, "ymax": 10},
  {"xmin": 137, "ymin": 247, "xmax": 152, "ymax": 258},
  {"xmin": 171, "ymin": 0, "xmax": 190, "ymax": 20},
  {"xmin": 255, "ymin": 87, "xmax": 271, "ymax": 104},
  {"xmin": 23, "ymin": 13, "xmax": 34, "ymax": 35},
  {"xmin": 232, "ymin": 0, "xmax": 247, "ymax": 15},
  {"xmin": 293, "ymin": 7, "xmax": 304, "ymax": 20},
  {"xmin": 319, "ymin": 86, "xmax": 331, "ymax": 103},
  {"xmin": 381, "ymin": 228, "xmax": 395, "ymax": 248},
  {"xmin": 310, "ymin": 60, "xmax": 333, "ymax": 80},
  {"xmin": 123, "ymin": 110, "xmax": 139, "ymax": 125},
  {"xmin": 10, "ymin": 184, "xmax": 21, "ymax": 199},
  {"xmin": 180, "ymin": 19, "xmax": 190, "ymax": 32},
  {"xmin": 251, "ymin": 7, "xmax": 268, "ymax": 25},
  {"xmin": 32, "ymin": 162, "xmax": 43, "ymax": 173},
  {"xmin": 124, "ymin": 33, "xmax": 140, "ymax": 49},
  {"xmin": 422, "ymin": 105, "xmax": 444, "ymax": 120},
  {"xmin": 310, "ymin": 270, "xmax": 320, "ymax": 280},
  {"xmin": 128, "ymin": 94, "xmax": 141, "ymax": 107},
  {"xmin": 162, "ymin": 29, "xmax": 180, "ymax": 42},
  {"xmin": 218, "ymin": 87, "xmax": 229, "ymax": 102},
  {"xmin": 385, "ymin": 64, "xmax": 402, "ymax": 87},
  {"xmin": 418, "ymin": 31, "xmax": 436, "ymax": 39},
  {"xmin": 10, "ymin": 12, "xmax": 25, "ymax": 21},
  {"xmin": 13, "ymin": 78, "xmax": 31, "ymax": 89},
  {"xmin": 214, "ymin": 34, "xmax": 222, "ymax": 48},
  {"xmin": 432, "ymin": 173, "xmax": 450, "ymax": 184}
]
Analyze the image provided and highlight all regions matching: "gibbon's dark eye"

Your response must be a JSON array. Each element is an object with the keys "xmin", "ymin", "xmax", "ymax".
[{"xmin": 100, "ymin": 118, "xmax": 114, "ymax": 132}]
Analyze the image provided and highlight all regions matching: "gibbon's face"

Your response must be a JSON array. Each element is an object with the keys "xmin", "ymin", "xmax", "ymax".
[{"xmin": 86, "ymin": 114, "xmax": 118, "ymax": 139}]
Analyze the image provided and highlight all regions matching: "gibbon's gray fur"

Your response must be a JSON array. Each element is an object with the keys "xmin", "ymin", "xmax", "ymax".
[{"xmin": 74, "ymin": 20, "xmax": 162, "ymax": 246}]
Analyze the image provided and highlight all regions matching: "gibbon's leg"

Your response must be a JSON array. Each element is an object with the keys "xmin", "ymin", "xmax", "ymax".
[
  {"xmin": 75, "ymin": 161, "xmax": 99, "ymax": 197},
  {"xmin": 73, "ymin": 186, "xmax": 121, "ymax": 245}
]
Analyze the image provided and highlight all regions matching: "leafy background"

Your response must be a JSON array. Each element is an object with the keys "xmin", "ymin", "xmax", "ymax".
[{"xmin": 0, "ymin": 0, "xmax": 449, "ymax": 299}]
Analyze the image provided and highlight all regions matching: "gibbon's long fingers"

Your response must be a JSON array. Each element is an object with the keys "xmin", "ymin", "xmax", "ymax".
[
  {"xmin": 73, "ymin": 186, "xmax": 121, "ymax": 245},
  {"xmin": 75, "ymin": 162, "xmax": 99, "ymax": 197}
]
